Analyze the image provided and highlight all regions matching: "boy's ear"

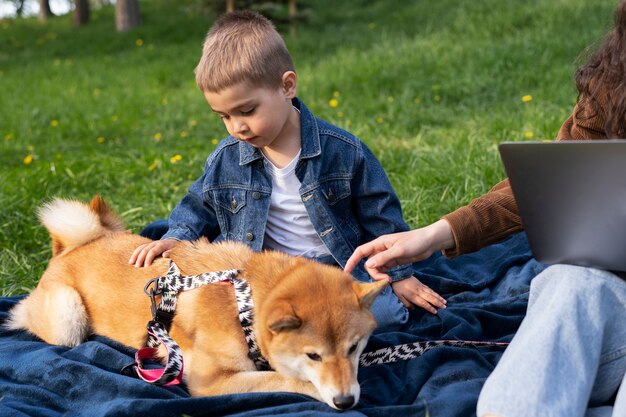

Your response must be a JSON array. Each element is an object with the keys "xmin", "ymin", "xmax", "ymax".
[{"xmin": 281, "ymin": 71, "xmax": 297, "ymax": 98}]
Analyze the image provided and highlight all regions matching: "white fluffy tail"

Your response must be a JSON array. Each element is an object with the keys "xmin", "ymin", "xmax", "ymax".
[
  {"xmin": 6, "ymin": 286, "xmax": 90, "ymax": 347},
  {"xmin": 38, "ymin": 195, "xmax": 125, "ymax": 256}
]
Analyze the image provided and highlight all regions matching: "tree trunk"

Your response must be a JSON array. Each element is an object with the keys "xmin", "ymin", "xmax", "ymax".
[
  {"xmin": 73, "ymin": 0, "xmax": 90, "ymax": 27},
  {"xmin": 38, "ymin": 0, "xmax": 54, "ymax": 22},
  {"xmin": 288, "ymin": 0, "xmax": 297, "ymax": 35},
  {"xmin": 15, "ymin": 0, "xmax": 26, "ymax": 17},
  {"xmin": 116, "ymin": 0, "xmax": 141, "ymax": 32}
]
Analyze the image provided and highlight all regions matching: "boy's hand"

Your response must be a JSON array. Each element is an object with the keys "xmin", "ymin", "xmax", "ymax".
[
  {"xmin": 391, "ymin": 276, "xmax": 447, "ymax": 314},
  {"xmin": 129, "ymin": 239, "xmax": 178, "ymax": 267}
]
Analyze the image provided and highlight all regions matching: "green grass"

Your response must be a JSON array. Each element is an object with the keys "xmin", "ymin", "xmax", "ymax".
[{"xmin": 0, "ymin": 0, "xmax": 616, "ymax": 294}]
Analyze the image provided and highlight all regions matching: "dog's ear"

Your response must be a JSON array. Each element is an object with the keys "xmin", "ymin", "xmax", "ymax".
[
  {"xmin": 352, "ymin": 279, "xmax": 389, "ymax": 310},
  {"xmin": 267, "ymin": 300, "xmax": 301, "ymax": 334},
  {"xmin": 89, "ymin": 195, "xmax": 125, "ymax": 232}
]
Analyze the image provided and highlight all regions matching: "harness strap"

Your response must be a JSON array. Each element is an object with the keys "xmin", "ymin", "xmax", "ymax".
[
  {"xmin": 231, "ymin": 276, "xmax": 272, "ymax": 370},
  {"xmin": 131, "ymin": 261, "xmax": 269, "ymax": 386},
  {"xmin": 145, "ymin": 261, "xmax": 240, "ymax": 349},
  {"xmin": 359, "ymin": 339, "xmax": 509, "ymax": 367},
  {"xmin": 135, "ymin": 322, "xmax": 184, "ymax": 385}
]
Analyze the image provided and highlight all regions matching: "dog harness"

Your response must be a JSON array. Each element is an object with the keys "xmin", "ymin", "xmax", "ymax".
[
  {"xmin": 123, "ymin": 262, "xmax": 508, "ymax": 386},
  {"xmin": 127, "ymin": 260, "xmax": 271, "ymax": 386}
]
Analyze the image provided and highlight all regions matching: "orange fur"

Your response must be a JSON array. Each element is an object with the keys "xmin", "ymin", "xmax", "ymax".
[{"xmin": 8, "ymin": 196, "xmax": 388, "ymax": 410}]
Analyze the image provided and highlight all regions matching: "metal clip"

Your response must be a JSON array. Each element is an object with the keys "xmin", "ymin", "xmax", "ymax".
[
  {"xmin": 143, "ymin": 277, "xmax": 161, "ymax": 297},
  {"xmin": 149, "ymin": 289, "xmax": 157, "ymax": 322},
  {"xmin": 144, "ymin": 278, "xmax": 161, "ymax": 322}
]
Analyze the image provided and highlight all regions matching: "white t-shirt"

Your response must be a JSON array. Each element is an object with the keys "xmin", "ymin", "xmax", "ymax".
[{"xmin": 262, "ymin": 150, "xmax": 331, "ymax": 259}]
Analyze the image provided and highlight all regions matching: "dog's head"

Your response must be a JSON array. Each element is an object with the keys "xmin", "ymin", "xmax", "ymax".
[{"xmin": 256, "ymin": 259, "xmax": 388, "ymax": 410}]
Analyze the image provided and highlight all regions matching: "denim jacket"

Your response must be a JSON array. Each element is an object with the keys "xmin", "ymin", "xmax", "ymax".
[{"xmin": 162, "ymin": 97, "xmax": 412, "ymax": 282}]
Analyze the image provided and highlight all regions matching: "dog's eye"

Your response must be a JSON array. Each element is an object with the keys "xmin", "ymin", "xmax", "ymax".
[
  {"xmin": 306, "ymin": 352, "xmax": 322, "ymax": 362},
  {"xmin": 348, "ymin": 343, "xmax": 358, "ymax": 355}
]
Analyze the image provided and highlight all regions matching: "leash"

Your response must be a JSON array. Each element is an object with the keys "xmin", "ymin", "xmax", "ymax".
[
  {"xmin": 359, "ymin": 339, "xmax": 509, "ymax": 367},
  {"xmin": 124, "ymin": 260, "xmax": 270, "ymax": 386}
]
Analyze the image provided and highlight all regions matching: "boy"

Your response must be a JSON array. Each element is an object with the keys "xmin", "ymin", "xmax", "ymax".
[{"xmin": 129, "ymin": 11, "xmax": 445, "ymax": 330}]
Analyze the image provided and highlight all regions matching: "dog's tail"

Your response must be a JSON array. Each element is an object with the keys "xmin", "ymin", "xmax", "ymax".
[{"xmin": 38, "ymin": 195, "xmax": 125, "ymax": 257}]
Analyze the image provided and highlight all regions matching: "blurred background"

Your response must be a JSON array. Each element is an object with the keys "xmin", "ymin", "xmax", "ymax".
[{"xmin": 0, "ymin": 0, "xmax": 617, "ymax": 293}]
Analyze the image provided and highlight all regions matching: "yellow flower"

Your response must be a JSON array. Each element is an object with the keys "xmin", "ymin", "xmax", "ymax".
[
  {"xmin": 376, "ymin": 116, "xmax": 384, "ymax": 124},
  {"xmin": 211, "ymin": 138, "xmax": 218, "ymax": 145},
  {"xmin": 524, "ymin": 131, "xmax": 534, "ymax": 138},
  {"xmin": 333, "ymin": 91, "xmax": 341, "ymax": 98},
  {"xmin": 135, "ymin": 38, "xmax": 144, "ymax": 47},
  {"xmin": 189, "ymin": 119, "xmax": 198, "ymax": 127},
  {"xmin": 4, "ymin": 132, "xmax": 14, "ymax": 140},
  {"xmin": 522, "ymin": 95, "xmax": 532, "ymax": 102},
  {"xmin": 97, "ymin": 136, "xmax": 106, "ymax": 143},
  {"xmin": 180, "ymin": 130, "xmax": 189, "ymax": 138},
  {"xmin": 50, "ymin": 120, "xmax": 59, "ymax": 127},
  {"xmin": 23, "ymin": 155, "xmax": 33, "ymax": 165},
  {"xmin": 337, "ymin": 111, "xmax": 344, "ymax": 118},
  {"xmin": 148, "ymin": 160, "xmax": 159, "ymax": 171},
  {"xmin": 170, "ymin": 154, "xmax": 183, "ymax": 164},
  {"xmin": 153, "ymin": 132, "xmax": 162, "ymax": 141},
  {"xmin": 329, "ymin": 98, "xmax": 339, "ymax": 108}
]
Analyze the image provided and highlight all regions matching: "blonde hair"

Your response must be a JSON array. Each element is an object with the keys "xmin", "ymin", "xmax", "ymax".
[{"xmin": 195, "ymin": 10, "xmax": 295, "ymax": 92}]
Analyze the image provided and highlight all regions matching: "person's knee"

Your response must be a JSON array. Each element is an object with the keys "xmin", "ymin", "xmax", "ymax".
[{"xmin": 531, "ymin": 264, "xmax": 611, "ymax": 302}]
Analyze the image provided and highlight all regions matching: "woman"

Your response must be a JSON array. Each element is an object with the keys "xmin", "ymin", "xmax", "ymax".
[{"xmin": 346, "ymin": 1, "xmax": 626, "ymax": 415}]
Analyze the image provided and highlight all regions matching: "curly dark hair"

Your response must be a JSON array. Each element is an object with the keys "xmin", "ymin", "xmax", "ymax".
[{"xmin": 575, "ymin": 0, "xmax": 626, "ymax": 138}]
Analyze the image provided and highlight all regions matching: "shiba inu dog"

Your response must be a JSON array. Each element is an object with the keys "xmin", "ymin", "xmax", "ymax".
[{"xmin": 6, "ymin": 196, "xmax": 388, "ymax": 410}]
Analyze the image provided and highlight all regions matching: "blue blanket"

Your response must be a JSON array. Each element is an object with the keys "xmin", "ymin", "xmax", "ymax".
[{"xmin": 0, "ymin": 232, "xmax": 546, "ymax": 417}]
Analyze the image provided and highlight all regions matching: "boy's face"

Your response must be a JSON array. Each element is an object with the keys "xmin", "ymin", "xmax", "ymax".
[{"xmin": 204, "ymin": 72, "xmax": 297, "ymax": 150}]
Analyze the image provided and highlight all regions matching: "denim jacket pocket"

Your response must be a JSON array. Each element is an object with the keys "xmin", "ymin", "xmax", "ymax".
[
  {"xmin": 320, "ymin": 178, "xmax": 351, "ymax": 206},
  {"xmin": 214, "ymin": 188, "xmax": 247, "ymax": 213},
  {"xmin": 212, "ymin": 188, "xmax": 248, "ymax": 238}
]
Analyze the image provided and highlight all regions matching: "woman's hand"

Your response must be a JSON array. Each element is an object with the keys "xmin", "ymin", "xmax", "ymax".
[{"xmin": 345, "ymin": 219, "xmax": 455, "ymax": 281}]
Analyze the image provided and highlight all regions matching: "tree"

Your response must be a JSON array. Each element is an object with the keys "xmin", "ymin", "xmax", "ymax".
[
  {"xmin": 73, "ymin": 0, "xmax": 90, "ymax": 27},
  {"xmin": 9, "ymin": 0, "xmax": 26, "ymax": 17},
  {"xmin": 115, "ymin": 0, "xmax": 140, "ymax": 32},
  {"xmin": 38, "ymin": 0, "xmax": 54, "ymax": 22}
]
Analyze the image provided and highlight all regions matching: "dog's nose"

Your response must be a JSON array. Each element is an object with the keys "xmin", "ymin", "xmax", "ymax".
[{"xmin": 333, "ymin": 395, "xmax": 355, "ymax": 410}]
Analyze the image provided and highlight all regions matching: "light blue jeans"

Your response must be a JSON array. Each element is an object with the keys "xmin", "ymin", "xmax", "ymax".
[{"xmin": 477, "ymin": 264, "xmax": 626, "ymax": 417}]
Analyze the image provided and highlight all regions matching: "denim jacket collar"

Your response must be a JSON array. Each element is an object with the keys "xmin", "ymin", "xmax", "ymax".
[{"xmin": 238, "ymin": 97, "xmax": 321, "ymax": 166}]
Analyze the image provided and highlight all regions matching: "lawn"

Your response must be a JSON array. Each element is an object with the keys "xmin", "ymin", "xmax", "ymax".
[{"xmin": 0, "ymin": 0, "xmax": 616, "ymax": 294}]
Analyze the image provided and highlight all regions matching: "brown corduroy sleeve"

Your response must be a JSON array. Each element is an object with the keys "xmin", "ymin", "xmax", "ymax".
[
  {"xmin": 441, "ymin": 179, "xmax": 520, "ymax": 257},
  {"xmin": 441, "ymin": 95, "xmax": 608, "ymax": 258}
]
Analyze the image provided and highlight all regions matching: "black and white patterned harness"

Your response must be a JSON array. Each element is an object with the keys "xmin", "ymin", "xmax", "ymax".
[
  {"xmin": 128, "ymin": 261, "xmax": 270, "ymax": 386},
  {"xmin": 124, "ymin": 261, "xmax": 508, "ymax": 386}
]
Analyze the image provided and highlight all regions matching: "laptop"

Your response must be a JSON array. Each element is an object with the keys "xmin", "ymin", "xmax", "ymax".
[{"xmin": 499, "ymin": 140, "xmax": 626, "ymax": 272}]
